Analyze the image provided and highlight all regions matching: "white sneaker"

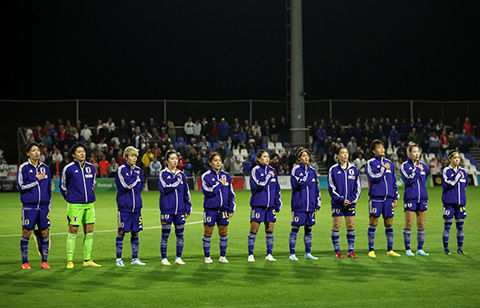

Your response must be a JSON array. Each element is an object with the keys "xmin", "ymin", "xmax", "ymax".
[
  {"xmin": 175, "ymin": 257, "xmax": 185, "ymax": 265},
  {"xmin": 131, "ymin": 258, "xmax": 146, "ymax": 265},
  {"xmin": 248, "ymin": 255, "xmax": 255, "ymax": 262},
  {"xmin": 204, "ymin": 257, "xmax": 213, "ymax": 264},
  {"xmin": 218, "ymin": 256, "xmax": 229, "ymax": 263},
  {"xmin": 116, "ymin": 258, "xmax": 124, "ymax": 267},
  {"xmin": 161, "ymin": 258, "xmax": 171, "ymax": 266},
  {"xmin": 265, "ymin": 254, "xmax": 276, "ymax": 262}
]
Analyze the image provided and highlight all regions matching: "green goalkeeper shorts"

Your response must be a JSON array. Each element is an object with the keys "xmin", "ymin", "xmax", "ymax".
[{"xmin": 67, "ymin": 203, "xmax": 96, "ymax": 225}]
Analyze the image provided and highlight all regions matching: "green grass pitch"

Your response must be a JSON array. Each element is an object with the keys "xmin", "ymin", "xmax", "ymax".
[{"xmin": 0, "ymin": 187, "xmax": 479, "ymax": 307}]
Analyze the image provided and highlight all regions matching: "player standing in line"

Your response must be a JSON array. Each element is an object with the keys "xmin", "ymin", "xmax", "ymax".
[
  {"xmin": 60, "ymin": 143, "xmax": 101, "ymax": 268},
  {"xmin": 201, "ymin": 152, "xmax": 236, "ymax": 263},
  {"xmin": 442, "ymin": 151, "xmax": 468, "ymax": 255},
  {"xmin": 114, "ymin": 146, "xmax": 146, "ymax": 266},
  {"xmin": 158, "ymin": 150, "xmax": 192, "ymax": 265},
  {"xmin": 289, "ymin": 147, "xmax": 321, "ymax": 261},
  {"xmin": 248, "ymin": 150, "xmax": 282, "ymax": 262},
  {"xmin": 327, "ymin": 147, "xmax": 361, "ymax": 259},
  {"xmin": 366, "ymin": 139, "xmax": 401, "ymax": 258},
  {"xmin": 17, "ymin": 142, "xmax": 52, "ymax": 270},
  {"xmin": 400, "ymin": 142, "xmax": 429, "ymax": 256}
]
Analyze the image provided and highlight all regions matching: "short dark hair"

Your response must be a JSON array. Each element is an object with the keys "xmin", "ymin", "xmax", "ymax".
[
  {"xmin": 25, "ymin": 142, "xmax": 40, "ymax": 153},
  {"xmin": 370, "ymin": 139, "xmax": 385, "ymax": 152},
  {"xmin": 164, "ymin": 150, "xmax": 178, "ymax": 161},
  {"xmin": 296, "ymin": 147, "xmax": 310, "ymax": 160},
  {"xmin": 448, "ymin": 150, "xmax": 460, "ymax": 160},
  {"xmin": 336, "ymin": 146, "xmax": 349, "ymax": 155},
  {"xmin": 208, "ymin": 152, "xmax": 222, "ymax": 163},
  {"xmin": 256, "ymin": 149, "xmax": 269, "ymax": 159},
  {"xmin": 70, "ymin": 143, "xmax": 87, "ymax": 157}
]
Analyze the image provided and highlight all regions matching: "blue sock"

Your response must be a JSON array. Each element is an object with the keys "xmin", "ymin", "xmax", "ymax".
[
  {"xmin": 248, "ymin": 232, "xmax": 257, "ymax": 255},
  {"xmin": 443, "ymin": 219, "xmax": 453, "ymax": 250},
  {"xmin": 175, "ymin": 224, "xmax": 185, "ymax": 258},
  {"xmin": 456, "ymin": 219, "xmax": 464, "ymax": 250},
  {"xmin": 219, "ymin": 235, "xmax": 228, "ymax": 257},
  {"xmin": 161, "ymin": 224, "xmax": 171, "ymax": 258},
  {"xmin": 20, "ymin": 236, "xmax": 29, "ymax": 264},
  {"xmin": 368, "ymin": 225, "xmax": 376, "ymax": 251},
  {"xmin": 385, "ymin": 226, "xmax": 394, "ymax": 251},
  {"xmin": 115, "ymin": 233, "xmax": 124, "ymax": 259},
  {"xmin": 202, "ymin": 235, "xmax": 211, "ymax": 257},
  {"xmin": 403, "ymin": 228, "xmax": 411, "ymax": 250},
  {"xmin": 41, "ymin": 236, "xmax": 49, "ymax": 262},
  {"xmin": 131, "ymin": 234, "xmax": 139, "ymax": 259},
  {"xmin": 34, "ymin": 230, "xmax": 43, "ymax": 258},
  {"xmin": 265, "ymin": 231, "xmax": 274, "ymax": 255},
  {"xmin": 331, "ymin": 230, "xmax": 340, "ymax": 253},
  {"xmin": 417, "ymin": 229, "xmax": 425, "ymax": 250},
  {"xmin": 304, "ymin": 226, "xmax": 312, "ymax": 254},
  {"xmin": 347, "ymin": 229, "xmax": 355, "ymax": 253},
  {"xmin": 289, "ymin": 226, "xmax": 299, "ymax": 255}
]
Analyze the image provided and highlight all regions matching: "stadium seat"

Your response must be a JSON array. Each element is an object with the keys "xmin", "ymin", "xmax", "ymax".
[
  {"xmin": 232, "ymin": 148, "xmax": 240, "ymax": 156},
  {"xmin": 240, "ymin": 149, "xmax": 248, "ymax": 156},
  {"xmin": 177, "ymin": 137, "xmax": 184, "ymax": 143},
  {"xmin": 268, "ymin": 142, "xmax": 275, "ymax": 149}
]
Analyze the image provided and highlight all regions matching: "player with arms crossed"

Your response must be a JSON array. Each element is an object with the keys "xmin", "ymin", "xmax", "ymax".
[
  {"xmin": 328, "ymin": 147, "xmax": 361, "ymax": 259},
  {"xmin": 442, "ymin": 151, "xmax": 468, "ymax": 255},
  {"xmin": 248, "ymin": 150, "xmax": 282, "ymax": 262},
  {"xmin": 289, "ymin": 147, "xmax": 321, "ymax": 261},
  {"xmin": 366, "ymin": 139, "xmax": 401, "ymax": 257},
  {"xmin": 401, "ymin": 142, "xmax": 429, "ymax": 256},
  {"xmin": 201, "ymin": 152, "xmax": 236, "ymax": 263},
  {"xmin": 115, "ymin": 146, "xmax": 146, "ymax": 266},
  {"xmin": 17, "ymin": 142, "xmax": 52, "ymax": 269},
  {"xmin": 60, "ymin": 143, "xmax": 100, "ymax": 268},
  {"xmin": 158, "ymin": 150, "xmax": 192, "ymax": 265}
]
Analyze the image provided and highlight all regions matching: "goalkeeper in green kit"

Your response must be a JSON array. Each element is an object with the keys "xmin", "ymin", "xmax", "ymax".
[{"xmin": 60, "ymin": 143, "xmax": 101, "ymax": 268}]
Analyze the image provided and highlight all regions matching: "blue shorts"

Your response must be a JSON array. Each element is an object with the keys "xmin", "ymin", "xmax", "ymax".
[
  {"xmin": 369, "ymin": 199, "xmax": 395, "ymax": 218},
  {"xmin": 22, "ymin": 207, "xmax": 50, "ymax": 229},
  {"xmin": 203, "ymin": 209, "xmax": 229, "ymax": 226},
  {"xmin": 443, "ymin": 205, "xmax": 467, "ymax": 220},
  {"xmin": 331, "ymin": 204, "xmax": 356, "ymax": 217},
  {"xmin": 118, "ymin": 211, "xmax": 143, "ymax": 232},
  {"xmin": 291, "ymin": 211, "xmax": 316, "ymax": 226},
  {"xmin": 250, "ymin": 207, "xmax": 277, "ymax": 223},
  {"xmin": 161, "ymin": 213, "xmax": 187, "ymax": 225},
  {"xmin": 404, "ymin": 202, "xmax": 428, "ymax": 212}
]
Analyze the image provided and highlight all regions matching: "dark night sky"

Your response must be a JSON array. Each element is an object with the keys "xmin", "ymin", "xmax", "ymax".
[{"xmin": 3, "ymin": 1, "xmax": 480, "ymax": 100}]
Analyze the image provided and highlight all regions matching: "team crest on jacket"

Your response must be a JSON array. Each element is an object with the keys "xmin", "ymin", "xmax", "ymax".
[
  {"xmin": 86, "ymin": 167, "xmax": 92, "ymax": 173},
  {"xmin": 349, "ymin": 169, "xmax": 354, "ymax": 175},
  {"xmin": 40, "ymin": 167, "xmax": 46, "ymax": 173}
]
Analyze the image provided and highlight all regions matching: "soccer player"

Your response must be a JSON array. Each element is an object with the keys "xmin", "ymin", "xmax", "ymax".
[
  {"xmin": 60, "ymin": 143, "xmax": 101, "ymax": 268},
  {"xmin": 442, "ymin": 151, "xmax": 468, "ymax": 255},
  {"xmin": 366, "ymin": 139, "xmax": 401, "ymax": 257},
  {"xmin": 400, "ymin": 142, "xmax": 429, "ymax": 256},
  {"xmin": 114, "ymin": 146, "xmax": 146, "ymax": 266},
  {"xmin": 289, "ymin": 147, "xmax": 321, "ymax": 261},
  {"xmin": 201, "ymin": 152, "xmax": 236, "ymax": 263},
  {"xmin": 158, "ymin": 150, "xmax": 192, "ymax": 265},
  {"xmin": 17, "ymin": 142, "xmax": 52, "ymax": 270},
  {"xmin": 248, "ymin": 150, "xmax": 282, "ymax": 262},
  {"xmin": 327, "ymin": 147, "xmax": 361, "ymax": 259}
]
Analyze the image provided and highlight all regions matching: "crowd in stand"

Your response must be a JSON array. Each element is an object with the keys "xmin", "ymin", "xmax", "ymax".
[{"xmin": 22, "ymin": 115, "xmax": 478, "ymax": 178}]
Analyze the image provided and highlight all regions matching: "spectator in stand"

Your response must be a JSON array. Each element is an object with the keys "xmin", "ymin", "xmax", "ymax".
[
  {"xmin": 407, "ymin": 127, "xmax": 421, "ymax": 145},
  {"xmin": 429, "ymin": 157, "xmax": 441, "ymax": 175},
  {"xmin": 177, "ymin": 142, "xmax": 187, "ymax": 158},
  {"xmin": 279, "ymin": 116, "xmax": 289, "ymax": 143},
  {"xmin": 98, "ymin": 155, "xmax": 110, "ymax": 178},
  {"xmin": 209, "ymin": 118, "xmax": 219, "ymax": 143},
  {"xmin": 184, "ymin": 117, "xmax": 194, "ymax": 141},
  {"xmin": 167, "ymin": 120, "xmax": 176, "ymax": 142},
  {"xmin": 142, "ymin": 129, "xmax": 152, "ymax": 144},
  {"xmin": 396, "ymin": 141, "xmax": 407, "ymax": 162},
  {"xmin": 252, "ymin": 121, "xmax": 261, "ymax": 138},
  {"xmin": 463, "ymin": 117, "xmax": 473, "ymax": 135},
  {"xmin": 223, "ymin": 153, "xmax": 234, "ymax": 174},
  {"xmin": 389, "ymin": 125, "xmax": 400, "ymax": 146},
  {"xmin": 218, "ymin": 118, "xmax": 230, "ymax": 142},
  {"xmin": 149, "ymin": 156, "xmax": 161, "ymax": 177},
  {"xmin": 458, "ymin": 129, "xmax": 471, "ymax": 153},
  {"xmin": 198, "ymin": 135, "xmax": 210, "ymax": 152},
  {"xmin": 452, "ymin": 117, "xmax": 462, "ymax": 135},
  {"xmin": 98, "ymin": 138, "xmax": 108, "ymax": 154},
  {"xmin": 334, "ymin": 138, "xmax": 344, "ymax": 150},
  {"xmin": 141, "ymin": 148, "xmax": 155, "ymax": 174},
  {"xmin": 448, "ymin": 131, "xmax": 457, "ymax": 150},
  {"xmin": 217, "ymin": 142, "xmax": 227, "ymax": 160},
  {"xmin": 239, "ymin": 127, "xmax": 247, "ymax": 148},
  {"xmin": 261, "ymin": 120, "xmax": 270, "ymax": 145},
  {"xmin": 231, "ymin": 156, "xmax": 243, "ymax": 176},
  {"xmin": 440, "ymin": 131, "xmax": 450, "ymax": 154},
  {"xmin": 106, "ymin": 117, "xmax": 115, "ymax": 133},
  {"xmin": 201, "ymin": 117, "xmax": 209, "ymax": 137},
  {"xmin": 193, "ymin": 120, "xmax": 202, "ymax": 139},
  {"xmin": 183, "ymin": 159, "xmax": 193, "ymax": 176},
  {"xmin": 429, "ymin": 132, "xmax": 440, "ymax": 154},
  {"xmin": 347, "ymin": 137, "xmax": 357, "ymax": 155},
  {"xmin": 270, "ymin": 117, "xmax": 279, "ymax": 144},
  {"xmin": 353, "ymin": 153, "xmax": 366, "ymax": 174},
  {"xmin": 108, "ymin": 158, "xmax": 119, "ymax": 177}
]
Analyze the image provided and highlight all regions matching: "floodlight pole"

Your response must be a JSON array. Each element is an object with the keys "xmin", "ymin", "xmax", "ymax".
[{"xmin": 289, "ymin": 0, "xmax": 306, "ymax": 145}]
